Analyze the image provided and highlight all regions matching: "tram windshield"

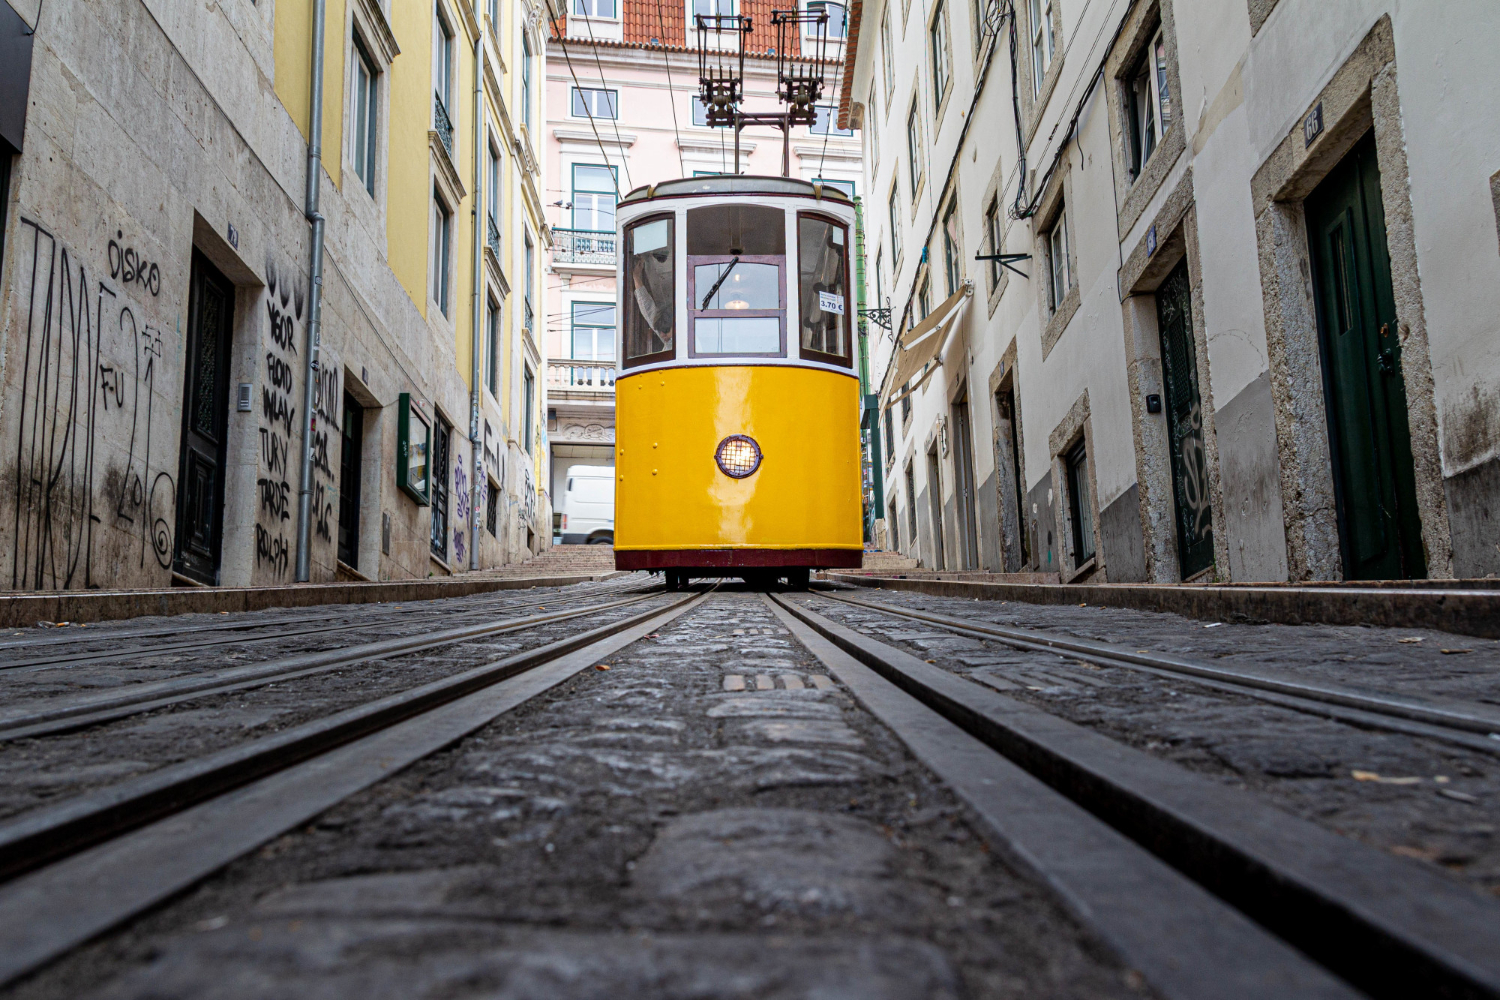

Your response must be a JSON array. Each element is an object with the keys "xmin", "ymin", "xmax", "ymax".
[
  {"xmin": 687, "ymin": 205, "xmax": 786, "ymax": 358},
  {"xmin": 798, "ymin": 214, "xmax": 850, "ymax": 364},
  {"xmin": 624, "ymin": 215, "xmax": 675, "ymax": 366}
]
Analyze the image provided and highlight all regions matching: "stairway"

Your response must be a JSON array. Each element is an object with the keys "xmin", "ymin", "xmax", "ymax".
[
  {"xmin": 860, "ymin": 550, "xmax": 920, "ymax": 572},
  {"xmin": 512, "ymin": 543, "xmax": 618, "ymax": 576}
]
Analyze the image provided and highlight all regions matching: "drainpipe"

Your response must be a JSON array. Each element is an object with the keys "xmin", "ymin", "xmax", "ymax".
[
  {"xmin": 294, "ymin": 0, "xmax": 329, "ymax": 583},
  {"xmin": 854, "ymin": 196, "xmax": 883, "ymax": 536},
  {"xmin": 469, "ymin": 9, "xmax": 484, "ymax": 570}
]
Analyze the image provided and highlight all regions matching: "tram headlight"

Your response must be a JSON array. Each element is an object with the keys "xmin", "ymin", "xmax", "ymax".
[{"xmin": 715, "ymin": 435, "xmax": 762, "ymax": 479}]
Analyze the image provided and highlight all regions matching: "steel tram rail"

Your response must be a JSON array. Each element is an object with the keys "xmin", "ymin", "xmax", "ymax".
[
  {"xmin": 0, "ymin": 588, "xmax": 665, "ymax": 742},
  {"xmin": 769, "ymin": 591, "xmax": 1500, "ymax": 1000},
  {"xmin": 0, "ymin": 588, "xmax": 711, "ymax": 977},
  {"xmin": 811, "ymin": 588, "xmax": 1500, "ymax": 751},
  {"xmin": 0, "ymin": 577, "xmax": 649, "ymax": 673}
]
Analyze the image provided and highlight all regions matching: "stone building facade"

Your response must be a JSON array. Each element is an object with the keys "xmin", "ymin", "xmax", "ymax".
[
  {"xmin": 850, "ymin": 0, "xmax": 1500, "ymax": 582},
  {"xmin": 0, "ymin": 0, "xmax": 550, "ymax": 590}
]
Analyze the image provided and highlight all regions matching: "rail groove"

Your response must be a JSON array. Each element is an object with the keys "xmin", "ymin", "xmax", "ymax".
[
  {"xmin": 0, "ymin": 592, "xmax": 695, "ymax": 884},
  {"xmin": 774, "ymin": 592, "xmax": 1500, "ymax": 1000},
  {"xmin": 0, "ymin": 579, "xmax": 649, "ymax": 672},
  {"xmin": 0, "ymin": 590, "xmax": 708, "ymax": 989},
  {"xmin": 819, "ymin": 590, "xmax": 1500, "ymax": 744},
  {"xmin": 0, "ymin": 592, "xmax": 658, "ymax": 741}
]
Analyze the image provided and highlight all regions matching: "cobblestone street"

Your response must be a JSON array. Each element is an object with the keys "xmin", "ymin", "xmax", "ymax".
[{"xmin": 1, "ymin": 578, "xmax": 1497, "ymax": 998}]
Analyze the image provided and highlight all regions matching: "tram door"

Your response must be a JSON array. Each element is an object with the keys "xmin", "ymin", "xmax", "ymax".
[
  {"xmin": 1305, "ymin": 131, "xmax": 1424, "ymax": 580},
  {"xmin": 1155, "ymin": 260, "xmax": 1213, "ymax": 579},
  {"xmin": 951, "ymin": 392, "xmax": 980, "ymax": 569},
  {"xmin": 174, "ymin": 252, "xmax": 234, "ymax": 584}
]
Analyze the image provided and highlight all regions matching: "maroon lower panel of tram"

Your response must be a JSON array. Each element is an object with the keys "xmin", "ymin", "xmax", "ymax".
[{"xmin": 615, "ymin": 548, "xmax": 864, "ymax": 571}]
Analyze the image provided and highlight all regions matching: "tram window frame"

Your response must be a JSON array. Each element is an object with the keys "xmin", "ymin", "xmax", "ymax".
[
  {"xmin": 686, "ymin": 253, "xmax": 788, "ymax": 359},
  {"xmin": 796, "ymin": 211, "xmax": 853, "ymax": 367},
  {"xmin": 685, "ymin": 203, "xmax": 788, "ymax": 360},
  {"xmin": 622, "ymin": 212, "xmax": 677, "ymax": 368}
]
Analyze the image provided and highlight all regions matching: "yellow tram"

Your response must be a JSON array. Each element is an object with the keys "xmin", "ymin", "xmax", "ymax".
[{"xmin": 612, "ymin": 176, "xmax": 863, "ymax": 588}]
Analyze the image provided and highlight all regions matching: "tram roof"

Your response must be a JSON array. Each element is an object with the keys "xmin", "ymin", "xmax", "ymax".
[{"xmin": 619, "ymin": 175, "xmax": 853, "ymax": 206}]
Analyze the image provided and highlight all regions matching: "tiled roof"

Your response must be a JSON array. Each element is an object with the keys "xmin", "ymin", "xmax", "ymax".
[{"xmin": 550, "ymin": 0, "xmax": 813, "ymax": 59}]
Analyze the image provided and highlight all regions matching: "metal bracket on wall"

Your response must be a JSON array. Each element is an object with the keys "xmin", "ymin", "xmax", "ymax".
[
  {"xmin": 973, "ymin": 252, "xmax": 1032, "ymax": 278},
  {"xmin": 859, "ymin": 307, "xmax": 892, "ymax": 330}
]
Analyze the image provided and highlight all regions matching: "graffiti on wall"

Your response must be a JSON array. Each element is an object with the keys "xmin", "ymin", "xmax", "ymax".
[
  {"xmin": 453, "ymin": 458, "xmax": 468, "ymax": 564},
  {"xmin": 256, "ymin": 257, "xmax": 301, "ymax": 577},
  {"xmin": 9, "ymin": 218, "xmax": 178, "ymax": 590}
]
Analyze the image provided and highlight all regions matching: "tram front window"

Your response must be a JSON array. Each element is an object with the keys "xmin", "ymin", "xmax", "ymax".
[
  {"xmin": 798, "ymin": 214, "xmax": 851, "ymax": 364},
  {"xmin": 624, "ymin": 215, "xmax": 675, "ymax": 366},
  {"xmin": 687, "ymin": 205, "xmax": 786, "ymax": 357}
]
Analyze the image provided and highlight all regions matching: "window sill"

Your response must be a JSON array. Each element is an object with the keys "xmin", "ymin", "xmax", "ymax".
[{"xmin": 429, "ymin": 552, "xmax": 453, "ymax": 575}]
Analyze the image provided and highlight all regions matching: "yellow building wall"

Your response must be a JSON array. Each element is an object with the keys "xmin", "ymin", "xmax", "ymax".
[
  {"xmin": 615, "ymin": 366, "xmax": 863, "ymax": 550},
  {"xmin": 385, "ymin": 0, "xmax": 434, "ymax": 322},
  {"xmin": 272, "ymin": 0, "xmax": 346, "ymax": 189}
]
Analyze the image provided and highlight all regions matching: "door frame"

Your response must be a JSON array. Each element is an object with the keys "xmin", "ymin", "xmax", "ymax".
[
  {"xmin": 1248, "ymin": 16, "xmax": 1448, "ymax": 579},
  {"xmin": 949, "ymin": 385, "xmax": 980, "ymax": 570}
]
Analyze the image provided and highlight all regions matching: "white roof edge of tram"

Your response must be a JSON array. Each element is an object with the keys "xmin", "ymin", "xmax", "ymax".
[{"xmin": 619, "ymin": 174, "xmax": 855, "ymax": 206}]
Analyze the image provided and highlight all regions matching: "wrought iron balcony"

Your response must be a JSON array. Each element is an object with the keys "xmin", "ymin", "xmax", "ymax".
[
  {"xmin": 433, "ymin": 94, "xmax": 454, "ymax": 156},
  {"xmin": 487, "ymin": 215, "xmax": 500, "ymax": 258},
  {"xmin": 546, "ymin": 358, "xmax": 616, "ymax": 393},
  {"xmin": 551, "ymin": 228, "xmax": 617, "ymax": 267},
  {"xmin": 523, "ymin": 298, "xmax": 534, "ymax": 337}
]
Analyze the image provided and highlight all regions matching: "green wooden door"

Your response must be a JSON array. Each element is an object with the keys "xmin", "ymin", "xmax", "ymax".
[
  {"xmin": 1305, "ymin": 132, "xmax": 1425, "ymax": 580},
  {"xmin": 1156, "ymin": 260, "xmax": 1214, "ymax": 578}
]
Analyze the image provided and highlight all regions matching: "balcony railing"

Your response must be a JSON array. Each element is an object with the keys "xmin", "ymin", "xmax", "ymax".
[
  {"xmin": 547, "ymin": 359, "xmax": 616, "ymax": 392},
  {"xmin": 486, "ymin": 215, "xmax": 500, "ymax": 258},
  {"xmin": 433, "ymin": 94, "xmax": 454, "ymax": 156},
  {"xmin": 551, "ymin": 228, "xmax": 617, "ymax": 266}
]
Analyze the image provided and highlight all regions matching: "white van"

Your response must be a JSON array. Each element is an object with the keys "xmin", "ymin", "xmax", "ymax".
[{"xmin": 559, "ymin": 465, "xmax": 615, "ymax": 544}]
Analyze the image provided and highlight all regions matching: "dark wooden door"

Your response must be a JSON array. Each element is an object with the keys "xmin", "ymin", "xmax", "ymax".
[
  {"xmin": 1155, "ymin": 259, "xmax": 1214, "ymax": 579},
  {"xmin": 174, "ymin": 252, "xmax": 234, "ymax": 584},
  {"xmin": 338, "ymin": 392, "xmax": 363, "ymax": 567},
  {"xmin": 951, "ymin": 397, "xmax": 979, "ymax": 569},
  {"xmin": 1305, "ymin": 132, "xmax": 1425, "ymax": 580},
  {"xmin": 430, "ymin": 418, "xmax": 451, "ymax": 559}
]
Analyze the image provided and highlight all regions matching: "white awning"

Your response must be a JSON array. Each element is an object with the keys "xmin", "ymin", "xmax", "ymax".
[{"xmin": 883, "ymin": 284, "xmax": 972, "ymax": 406}]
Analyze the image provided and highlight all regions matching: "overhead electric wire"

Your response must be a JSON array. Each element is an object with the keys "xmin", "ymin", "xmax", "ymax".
[
  {"xmin": 576, "ymin": 5, "xmax": 636, "ymax": 192},
  {"xmin": 654, "ymin": 0, "xmax": 689, "ymax": 178},
  {"xmin": 816, "ymin": 18, "xmax": 846, "ymax": 179},
  {"xmin": 546, "ymin": 7, "xmax": 623, "ymax": 199}
]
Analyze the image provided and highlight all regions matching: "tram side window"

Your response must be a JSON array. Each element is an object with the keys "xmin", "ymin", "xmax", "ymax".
[
  {"xmin": 798, "ymin": 214, "xmax": 850, "ymax": 364},
  {"xmin": 624, "ymin": 215, "xmax": 675, "ymax": 366},
  {"xmin": 686, "ymin": 205, "xmax": 786, "ymax": 357}
]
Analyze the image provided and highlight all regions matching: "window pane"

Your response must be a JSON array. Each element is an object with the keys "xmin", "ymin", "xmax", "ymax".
[
  {"xmin": 798, "ymin": 216, "xmax": 848, "ymax": 359},
  {"xmin": 695, "ymin": 261, "xmax": 779, "ymax": 310},
  {"xmin": 694, "ymin": 317, "xmax": 780, "ymax": 353},
  {"xmin": 692, "ymin": 96, "xmax": 710, "ymax": 126},
  {"xmin": 687, "ymin": 204, "xmax": 784, "ymax": 255},
  {"xmin": 625, "ymin": 217, "xmax": 675, "ymax": 362},
  {"xmin": 573, "ymin": 301, "xmax": 617, "ymax": 326},
  {"xmin": 810, "ymin": 105, "xmax": 852, "ymax": 136},
  {"xmin": 575, "ymin": 164, "xmax": 615, "ymax": 191},
  {"xmin": 572, "ymin": 88, "xmax": 589, "ymax": 117}
]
